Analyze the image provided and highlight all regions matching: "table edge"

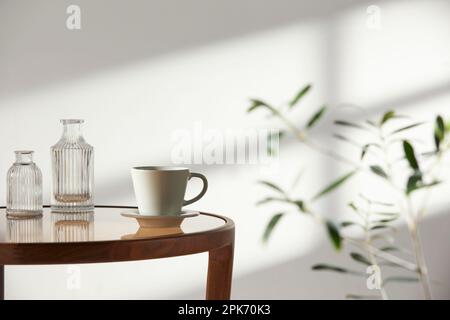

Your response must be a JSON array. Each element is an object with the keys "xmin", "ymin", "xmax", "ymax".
[{"xmin": 0, "ymin": 206, "xmax": 235, "ymax": 265}]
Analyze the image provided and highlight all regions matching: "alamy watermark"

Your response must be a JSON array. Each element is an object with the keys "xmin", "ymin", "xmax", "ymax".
[
  {"xmin": 66, "ymin": 5, "xmax": 81, "ymax": 30},
  {"xmin": 366, "ymin": 5, "xmax": 382, "ymax": 30},
  {"xmin": 66, "ymin": 265, "xmax": 81, "ymax": 290},
  {"xmin": 170, "ymin": 122, "xmax": 280, "ymax": 172},
  {"xmin": 366, "ymin": 265, "xmax": 382, "ymax": 290}
]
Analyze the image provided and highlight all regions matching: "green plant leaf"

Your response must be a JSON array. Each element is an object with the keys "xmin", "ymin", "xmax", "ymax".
[
  {"xmin": 423, "ymin": 180, "xmax": 442, "ymax": 189},
  {"xmin": 348, "ymin": 202, "xmax": 359, "ymax": 212},
  {"xmin": 247, "ymin": 99, "xmax": 277, "ymax": 114},
  {"xmin": 380, "ymin": 110, "xmax": 396, "ymax": 126},
  {"xmin": 380, "ymin": 246, "xmax": 398, "ymax": 252},
  {"xmin": 262, "ymin": 213, "xmax": 284, "ymax": 243},
  {"xmin": 390, "ymin": 122, "xmax": 424, "ymax": 135},
  {"xmin": 360, "ymin": 143, "xmax": 381, "ymax": 160},
  {"xmin": 334, "ymin": 120, "xmax": 366, "ymax": 130},
  {"xmin": 403, "ymin": 140, "xmax": 420, "ymax": 171},
  {"xmin": 373, "ymin": 216, "xmax": 398, "ymax": 224},
  {"xmin": 326, "ymin": 220, "xmax": 342, "ymax": 251},
  {"xmin": 312, "ymin": 264, "xmax": 363, "ymax": 276},
  {"xmin": 247, "ymin": 99, "xmax": 267, "ymax": 112},
  {"xmin": 256, "ymin": 197, "xmax": 309, "ymax": 214},
  {"xmin": 370, "ymin": 224, "xmax": 390, "ymax": 231},
  {"xmin": 406, "ymin": 173, "xmax": 421, "ymax": 195},
  {"xmin": 340, "ymin": 221, "xmax": 356, "ymax": 228},
  {"xmin": 258, "ymin": 180, "xmax": 286, "ymax": 195},
  {"xmin": 293, "ymin": 200, "xmax": 308, "ymax": 213},
  {"xmin": 378, "ymin": 246, "xmax": 412, "ymax": 256},
  {"xmin": 407, "ymin": 179, "xmax": 441, "ymax": 195},
  {"xmin": 370, "ymin": 165, "xmax": 389, "ymax": 179},
  {"xmin": 256, "ymin": 197, "xmax": 287, "ymax": 206},
  {"xmin": 372, "ymin": 202, "xmax": 395, "ymax": 207},
  {"xmin": 373, "ymin": 202, "xmax": 395, "ymax": 207},
  {"xmin": 306, "ymin": 105, "xmax": 327, "ymax": 129},
  {"xmin": 361, "ymin": 145, "xmax": 369, "ymax": 160},
  {"xmin": 312, "ymin": 171, "xmax": 356, "ymax": 200},
  {"xmin": 358, "ymin": 194, "xmax": 394, "ymax": 207},
  {"xmin": 289, "ymin": 84, "xmax": 311, "ymax": 108},
  {"xmin": 360, "ymin": 198, "xmax": 395, "ymax": 207},
  {"xmin": 312, "ymin": 264, "xmax": 347, "ymax": 273},
  {"xmin": 421, "ymin": 150, "xmax": 438, "ymax": 157},
  {"xmin": 340, "ymin": 221, "xmax": 365, "ymax": 230},
  {"xmin": 378, "ymin": 261, "xmax": 418, "ymax": 272},
  {"xmin": 434, "ymin": 115, "xmax": 445, "ymax": 151},
  {"xmin": 332, "ymin": 134, "xmax": 360, "ymax": 148},
  {"xmin": 372, "ymin": 233, "xmax": 395, "ymax": 243},
  {"xmin": 373, "ymin": 211, "xmax": 399, "ymax": 217},
  {"xmin": 366, "ymin": 120, "xmax": 379, "ymax": 128},
  {"xmin": 383, "ymin": 276, "xmax": 419, "ymax": 286},
  {"xmin": 350, "ymin": 252, "xmax": 371, "ymax": 266}
]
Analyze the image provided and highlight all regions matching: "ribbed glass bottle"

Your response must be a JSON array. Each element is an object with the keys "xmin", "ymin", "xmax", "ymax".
[
  {"xmin": 6, "ymin": 151, "xmax": 43, "ymax": 217},
  {"xmin": 51, "ymin": 119, "xmax": 94, "ymax": 212}
]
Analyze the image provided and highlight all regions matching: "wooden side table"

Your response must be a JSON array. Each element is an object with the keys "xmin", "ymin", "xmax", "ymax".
[{"xmin": 0, "ymin": 206, "xmax": 234, "ymax": 300}]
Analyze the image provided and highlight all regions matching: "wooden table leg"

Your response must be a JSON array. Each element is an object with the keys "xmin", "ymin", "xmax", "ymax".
[
  {"xmin": 0, "ymin": 265, "xmax": 4, "ymax": 300},
  {"xmin": 206, "ymin": 243, "xmax": 234, "ymax": 300}
]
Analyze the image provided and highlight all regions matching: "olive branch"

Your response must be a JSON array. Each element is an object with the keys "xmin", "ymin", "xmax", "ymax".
[{"xmin": 248, "ymin": 84, "xmax": 449, "ymax": 299}]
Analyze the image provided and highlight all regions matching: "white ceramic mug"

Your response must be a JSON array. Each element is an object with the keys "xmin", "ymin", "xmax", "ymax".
[{"xmin": 131, "ymin": 166, "xmax": 208, "ymax": 216}]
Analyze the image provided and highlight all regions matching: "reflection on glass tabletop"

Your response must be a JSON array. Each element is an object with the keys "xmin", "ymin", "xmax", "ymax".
[{"xmin": 0, "ymin": 206, "xmax": 225, "ymax": 243}]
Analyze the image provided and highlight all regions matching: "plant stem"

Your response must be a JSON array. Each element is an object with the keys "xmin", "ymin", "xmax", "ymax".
[
  {"xmin": 379, "ymin": 125, "xmax": 432, "ymax": 299},
  {"xmin": 303, "ymin": 139, "xmax": 361, "ymax": 169},
  {"xmin": 271, "ymin": 108, "xmax": 305, "ymax": 140},
  {"xmin": 272, "ymin": 109, "xmax": 359, "ymax": 168},
  {"xmin": 377, "ymin": 126, "xmax": 408, "ymax": 199},
  {"xmin": 417, "ymin": 151, "xmax": 444, "ymax": 220},
  {"xmin": 406, "ymin": 199, "xmax": 433, "ymax": 299},
  {"xmin": 379, "ymin": 127, "xmax": 394, "ymax": 179},
  {"xmin": 346, "ymin": 238, "xmax": 418, "ymax": 272},
  {"xmin": 364, "ymin": 205, "xmax": 388, "ymax": 300}
]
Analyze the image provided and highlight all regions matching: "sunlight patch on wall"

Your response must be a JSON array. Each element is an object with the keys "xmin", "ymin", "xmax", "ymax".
[{"xmin": 334, "ymin": 0, "xmax": 450, "ymax": 107}]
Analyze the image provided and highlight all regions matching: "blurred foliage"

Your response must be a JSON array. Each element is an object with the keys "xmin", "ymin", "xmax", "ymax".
[{"xmin": 247, "ymin": 84, "xmax": 449, "ymax": 299}]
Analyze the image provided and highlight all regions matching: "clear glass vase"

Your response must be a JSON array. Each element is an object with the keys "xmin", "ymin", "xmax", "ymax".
[
  {"xmin": 51, "ymin": 119, "xmax": 94, "ymax": 212},
  {"xmin": 6, "ymin": 150, "xmax": 43, "ymax": 217}
]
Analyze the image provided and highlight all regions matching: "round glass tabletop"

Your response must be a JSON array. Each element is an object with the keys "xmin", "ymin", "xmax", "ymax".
[{"xmin": 0, "ymin": 207, "xmax": 226, "ymax": 244}]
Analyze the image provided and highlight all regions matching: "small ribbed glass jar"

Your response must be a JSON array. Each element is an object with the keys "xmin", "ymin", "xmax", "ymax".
[
  {"xmin": 51, "ymin": 119, "xmax": 94, "ymax": 212},
  {"xmin": 6, "ymin": 150, "xmax": 43, "ymax": 217}
]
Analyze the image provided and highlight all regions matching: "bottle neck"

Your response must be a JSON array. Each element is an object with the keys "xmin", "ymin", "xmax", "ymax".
[
  {"xmin": 62, "ymin": 122, "xmax": 84, "ymax": 142},
  {"xmin": 15, "ymin": 151, "xmax": 34, "ymax": 164}
]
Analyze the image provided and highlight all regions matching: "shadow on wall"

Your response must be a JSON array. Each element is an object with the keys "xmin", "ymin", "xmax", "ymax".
[
  {"xmin": 0, "ymin": 0, "xmax": 368, "ymax": 98},
  {"xmin": 177, "ymin": 209, "xmax": 450, "ymax": 299}
]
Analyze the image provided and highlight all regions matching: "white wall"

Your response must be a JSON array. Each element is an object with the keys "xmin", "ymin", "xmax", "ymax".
[{"xmin": 0, "ymin": 0, "xmax": 449, "ymax": 299}]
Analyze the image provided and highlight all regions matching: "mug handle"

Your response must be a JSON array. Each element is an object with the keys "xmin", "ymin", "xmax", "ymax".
[{"xmin": 183, "ymin": 172, "xmax": 208, "ymax": 206}]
